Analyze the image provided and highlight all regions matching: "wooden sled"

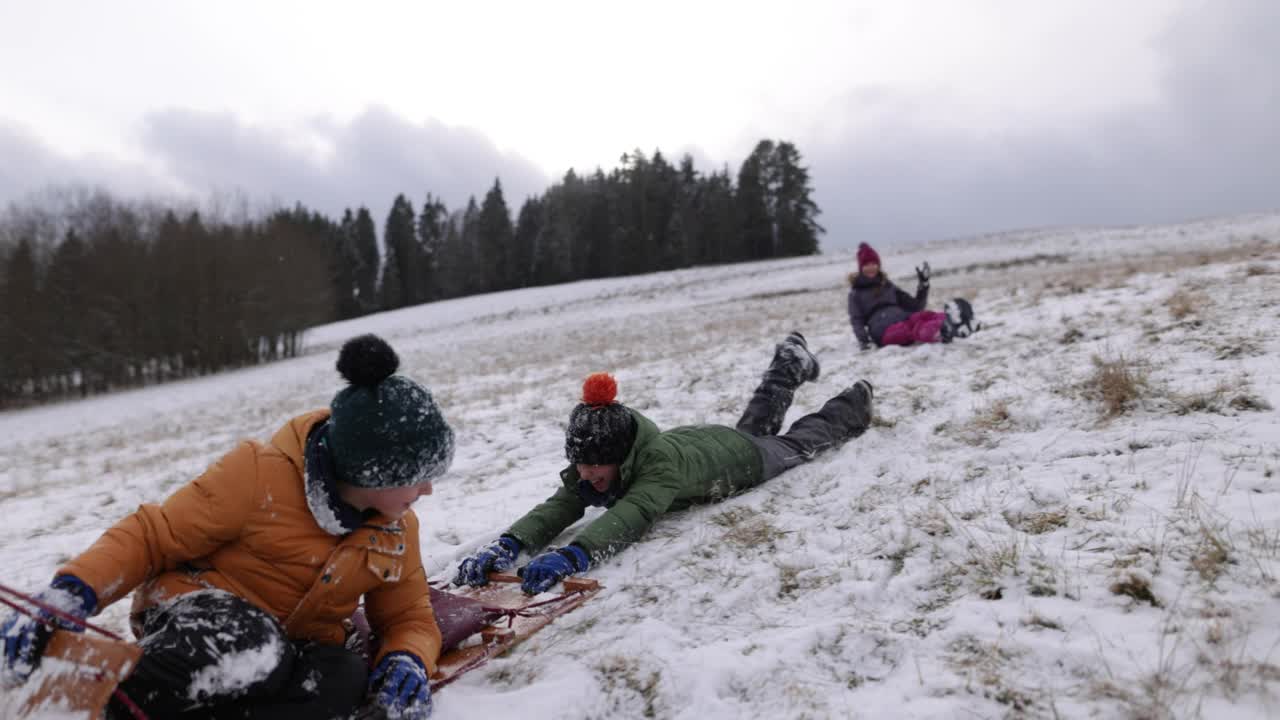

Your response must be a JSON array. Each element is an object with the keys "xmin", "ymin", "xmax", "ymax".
[
  {"xmin": 13, "ymin": 629, "xmax": 142, "ymax": 720},
  {"xmin": 6, "ymin": 573, "xmax": 599, "ymax": 718},
  {"xmin": 428, "ymin": 573, "xmax": 602, "ymax": 689}
]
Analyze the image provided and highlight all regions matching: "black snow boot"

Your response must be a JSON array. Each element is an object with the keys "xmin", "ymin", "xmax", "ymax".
[
  {"xmin": 775, "ymin": 331, "xmax": 821, "ymax": 384},
  {"xmin": 944, "ymin": 298, "xmax": 979, "ymax": 339},
  {"xmin": 735, "ymin": 332, "xmax": 821, "ymax": 437}
]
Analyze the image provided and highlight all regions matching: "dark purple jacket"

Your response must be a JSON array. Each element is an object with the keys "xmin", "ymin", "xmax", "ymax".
[{"xmin": 847, "ymin": 273, "xmax": 929, "ymax": 346}]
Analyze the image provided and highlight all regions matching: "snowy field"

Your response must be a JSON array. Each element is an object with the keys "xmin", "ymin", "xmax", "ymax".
[{"xmin": 2, "ymin": 213, "xmax": 1279, "ymax": 719}]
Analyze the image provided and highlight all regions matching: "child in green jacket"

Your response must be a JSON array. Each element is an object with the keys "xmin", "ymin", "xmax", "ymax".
[{"xmin": 455, "ymin": 332, "xmax": 873, "ymax": 594}]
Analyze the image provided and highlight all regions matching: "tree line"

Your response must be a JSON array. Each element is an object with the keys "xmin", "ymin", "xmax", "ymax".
[{"xmin": 0, "ymin": 139, "xmax": 822, "ymax": 408}]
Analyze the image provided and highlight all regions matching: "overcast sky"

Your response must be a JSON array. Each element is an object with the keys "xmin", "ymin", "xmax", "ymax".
[{"xmin": 1, "ymin": 1, "xmax": 1277, "ymax": 250}]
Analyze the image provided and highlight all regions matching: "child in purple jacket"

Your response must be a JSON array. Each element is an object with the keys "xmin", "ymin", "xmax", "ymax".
[{"xmin": 847, "ymin": 243, "xmax": 976, "ymax": 349}]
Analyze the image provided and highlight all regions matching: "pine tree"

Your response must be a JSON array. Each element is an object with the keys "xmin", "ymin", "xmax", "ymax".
[
  {"xmin": 417, "ymin": 194, "xmax": 449, "ymax": 302},
  {"xmin": 352, "ymin": 207, "xmax": 379, "ymax": 312},
  {"xmin": 1, "ymin": 238, "xmax": 42, "ymax": 397},
  {"xmin": 382, "ymin": 194, "xmax": 416, "ymax": 310},
  {"xmin": 769, "ymin": 141, "xmax": 823, "ymax": 256},
  {"xmin": 477, "ymin": 179, "xmax": 515, "ymax": 292},
  {"xmin": 737, "ymin": 141, "xmax": 774, "ymax": 259},
  {"xmin": 511, "ymin": 196, "xmax": 541, "ymax": 288}
]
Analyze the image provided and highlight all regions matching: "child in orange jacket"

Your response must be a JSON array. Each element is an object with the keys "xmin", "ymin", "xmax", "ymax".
[{"xmin": 1, "ymin": 335, "xmax": 450, "ymax": 719}]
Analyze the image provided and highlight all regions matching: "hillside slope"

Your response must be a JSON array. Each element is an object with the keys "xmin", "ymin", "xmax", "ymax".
[{"xmin": 2, "ymin": 214, "xmax": 1278, "ymax": 719}]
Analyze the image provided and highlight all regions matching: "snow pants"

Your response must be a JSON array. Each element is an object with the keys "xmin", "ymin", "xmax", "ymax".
[
  {"xmin": 735, "ymin": 347, "xmax": 872, "ymax": 481},
  {"xmin": 108, "ymin": 590, "xmax": 367, "ymax": 719},
  {"xmin": 880, "ymin": 311, "xmax": 944, "ymax": 346}
]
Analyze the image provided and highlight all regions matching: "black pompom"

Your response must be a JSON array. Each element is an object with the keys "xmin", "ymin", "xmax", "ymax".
[{"xmin": 337, "ymin": 334, "xmax": 400, "ymax": 387}]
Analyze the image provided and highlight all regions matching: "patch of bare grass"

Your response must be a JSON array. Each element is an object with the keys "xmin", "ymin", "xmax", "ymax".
[
  {"xmin": 1169, "ymin": 376, "xmax": 1272, "ymax": 416},
  {"xmin": 710, "ymin": 507, "xmax": 788, "ymax": 549},
  {"xmin": 1170, "ymin": 379, "xmax": 1233, "ymax": 416},
  {"xmin": 1110, "ymin": 571, "xmax": 1162, "ymax": 607},
  {"xmin": 595, "ymin": 655, "xmax": 662, "ymax": 718},
  {"xmin": 1214, "ymin": 337, "xmax": 1264, "ymax": 359}
]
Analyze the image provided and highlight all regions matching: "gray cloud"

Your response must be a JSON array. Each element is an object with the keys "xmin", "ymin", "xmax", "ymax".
[
  {"xmin": 3, "ymin": 2, "xmax": 1276, "ymax": 253},
  {"xmin": 137, "ymin": 106, "xmax": 550, "ymax": 223},
  {"xmin": 808, "ymin": 0, "xmax": 1280, "ymax": 248},
  {"xmin": 0, "ymin": 122, "xmax": 173, "ymax": 206}
]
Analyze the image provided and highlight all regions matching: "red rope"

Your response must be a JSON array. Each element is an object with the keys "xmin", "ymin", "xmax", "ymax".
[
  {"xmin": 0, "ymin": 581, "xmax": 126, "ymax": 640},
  {"xmin": 112, "ymin": 688, "xmax": 150, "ymax": 720},
  {"xmin": 0, "ymin": 581, "xmax": 149, "ymax": 719}
]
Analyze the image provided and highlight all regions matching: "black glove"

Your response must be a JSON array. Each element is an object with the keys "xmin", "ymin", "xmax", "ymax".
[
  {"xmin": 859, "ymin": 340, "xmax": 873, "ymax": 352},
  {"xmin": 915, "ymin": 261, "xmax": 931, "ymax": 286}
]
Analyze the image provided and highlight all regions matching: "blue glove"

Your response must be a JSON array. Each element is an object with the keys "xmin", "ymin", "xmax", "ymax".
[
  {"xmin": 1, "ymin": 575, "xmax": 97, "ymax": 683},
  {"xmin": 453, "ymin": 535, "xmax": 522, "ymax": 587},
  {"xmin": 519, "ymin": 545, "xmax": 590, "ymax": 595},
  {"xmin": 369, "ymin": 651, "xmax": 431, "ymax": 719}
]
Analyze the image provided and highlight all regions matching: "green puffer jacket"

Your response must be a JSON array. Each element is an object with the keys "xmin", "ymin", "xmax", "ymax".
[{"xmin": 506, "ymin": 409, "xmax": 764, "ymax": 562}]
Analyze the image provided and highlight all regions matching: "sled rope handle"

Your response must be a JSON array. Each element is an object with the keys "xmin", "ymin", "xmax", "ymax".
[
  {"xmin": 479, "ymin": 587, "xmax": 589, "ymax": 628},
  {"xmin": 0, "ymin": 582, "xmax": 150, "ymax": 720}
]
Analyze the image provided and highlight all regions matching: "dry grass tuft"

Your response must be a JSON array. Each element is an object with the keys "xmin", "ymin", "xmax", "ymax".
[
  {"xmin": 1088, "ymin": 353, "xmax": 1149, "ymax": 418},
  {"xmin": 1006, "ymin": 510, "xmax": 1069, "ymax": 535},
  {"xmin": 1190, "ymin": 524, "xmax": 1232, "ymax": 584},
  {"xmin": 1021, "ymin": 613, "xmax": 1063, "ymax": 631},
  {"xmin": 1229, "ymin": 393, "xmax": 1273, "ymax": 412},
  {"xmin": 1170, "ymin": 380, "xmax": 1233, "ymax": 416},
  {"xmin": 1166, "ymin": 288, "xmax": 1206, "ymax": 320},
  {"xmin": 1110, "ymin": 572, "xmax": 1162, "ymax": 607},
  {"xmin": 1244, "ymin": 263, "xmax": 1274, "ymax": 277}
]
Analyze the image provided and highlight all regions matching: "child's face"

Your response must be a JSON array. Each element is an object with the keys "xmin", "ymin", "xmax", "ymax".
[
  {"xmin": 576, "ymin": 464, "xmax": 620, "ymax": 493},
  {"xmin": 341, "ymin": 481, "xmax": 433, "ymax": 518}
]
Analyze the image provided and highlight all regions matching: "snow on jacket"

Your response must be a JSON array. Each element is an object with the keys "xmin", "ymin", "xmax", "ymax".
[
  {"xmin": 846, "ymin": 272, "xmax": 929, "ymax": 346},
  {"xmin": 506, "ymin": 409, "xmax": 764, "ymax": 562},
  {"xmin": 58, "ymin": 410, "xmax": 443, "ymax": 672}
]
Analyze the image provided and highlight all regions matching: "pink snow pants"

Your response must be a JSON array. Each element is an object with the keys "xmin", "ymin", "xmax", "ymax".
[{"xmin": 880, "ymin": 311, "xmax": 944, "ymax": 346}]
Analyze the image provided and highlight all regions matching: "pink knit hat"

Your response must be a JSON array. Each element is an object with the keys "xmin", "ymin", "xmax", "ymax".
[{"xmin": 856, "ymin": 243, "xmax": 881, "ymax": 269}]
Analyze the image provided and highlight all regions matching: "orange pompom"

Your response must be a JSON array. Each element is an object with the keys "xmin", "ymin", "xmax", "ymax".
[{"xmin": 581, "ymin": 372, "xmax": 618, "ymax": 406}]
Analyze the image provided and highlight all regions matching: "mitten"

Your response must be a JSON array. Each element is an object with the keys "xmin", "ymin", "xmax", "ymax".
[
  {"xmin": 368, "ymin": 652, "xmax": 432, "ymax": 719},
  {"xmin": 1, "ymin": 575, "xmax": 97, "ymax": 683},
  {"xmin": 519, "ymin": 545, "xmax": 590, "ymax": 595},
  {"xmin": 453, "ymin": 535, "xmax": 522, "ymax": 587}
]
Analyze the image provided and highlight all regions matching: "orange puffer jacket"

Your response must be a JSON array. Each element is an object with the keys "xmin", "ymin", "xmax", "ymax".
[{"xmin": 59, "ymin": 410, "xmax": 442, "ymax": 672}]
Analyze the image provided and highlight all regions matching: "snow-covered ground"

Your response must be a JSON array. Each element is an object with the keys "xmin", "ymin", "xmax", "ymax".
[{"xmin": 3, "ymin": 213, "xmax": 1279, "ymax": 719}]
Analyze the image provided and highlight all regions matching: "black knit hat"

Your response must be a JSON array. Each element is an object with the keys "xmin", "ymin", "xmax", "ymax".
[
  {"xmin": 564, "ymin": 373, "xmax": 636, "ymax": 465},
  {"xmin": 328, "ymin": 334, "xmax": 454, "ymax": 488}
]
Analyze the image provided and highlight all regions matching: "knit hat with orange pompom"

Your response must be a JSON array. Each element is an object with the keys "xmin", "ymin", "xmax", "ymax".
[{"xmin": 564, "ymin": 372, "xmax": 637, "ymax": 465}]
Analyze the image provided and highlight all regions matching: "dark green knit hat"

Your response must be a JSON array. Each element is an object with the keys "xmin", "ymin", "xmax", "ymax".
[
  {"xmin": 328, "ymin": 334, "xmax": 454, "ymax": 488},
  {"xmin": 565, "ymin": 372, "xmax": 636, "ymax": 465}
]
